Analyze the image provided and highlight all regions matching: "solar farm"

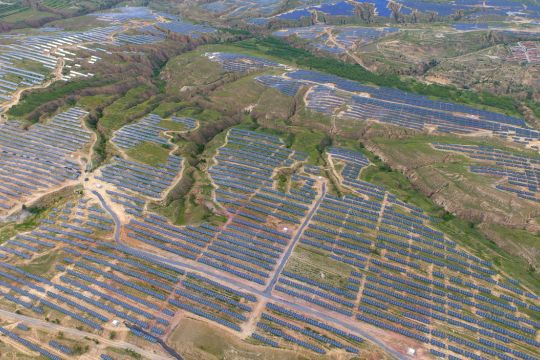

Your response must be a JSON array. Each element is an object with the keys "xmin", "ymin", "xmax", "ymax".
[
  {"xmin": 0, "ymin": 121, "xmax": 539, "ymax": 359},
  {"xmin": 211, "ymin": 55, "xmax": 540, "ymax": 148},
  {"xmin": 288, "ymin": 72, "xmax": 537, "ymax": 146},
  {"xmin": 0, "ymin": 1, "xmax": 540, "ymax": 359},
  {"xmin": 205, "ymin": 52, "xmax": 286, "ymax": 73},
  {"xmin": 270, "ymin": 0, "xmax": 540, "ymax": 20},
  {"xmin": 0, "ymin": 26, "xmax": 123, "ymax": 106},
  {"xmin": 0, "ymin": 6, "xmax": 218, "ymax": 112},
  {"xmin": 273, "ymin": 25, "xmax": 399, "ymax": 54},
  {"xmin": 0, "ymin": 108, "xmax": 91, "ymax": 214},
  {"xmin": 432, "ymin": 143, "xmax": 540, "ymax": 203}
]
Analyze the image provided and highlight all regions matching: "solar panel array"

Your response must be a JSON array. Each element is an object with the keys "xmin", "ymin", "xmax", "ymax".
[
  {"xmin": 124, "ymin": 129, "xmax": 316, "ymax": 286},
  {"xmin": 202, "ymin": 0, "xmax": 282, "ymax": 16},
  {"xmin": 114, "ymin": 33, "xmax": 164, "ymax": 45},
  {"xmin": 97, "ymin": 155, "xmax": 182, "ymax": 199},
  {"xmin": 0, "ymin": 26, "xmax": 120, "ymax": 104},
  {"xmin": 288, "ymin": 69, "xmax": 526, "ymax": 127},
  {"xmin": 157, "ymin": 20, "xmax": 216, "ymax": 39},
  {"xmin": 432, "ymin": 143, "xmax": 539, "ymax": 203},
  {"xmin": 250, "ymin": 69, "xmax": 540, "ymax": 146},
  {"xmin": 453, "ymin": 23, "xmax": 491, "ymax": 31},
  {"xmin": 91, "ymin": 6, "xmax": 159, "ymax": 23},
  {"xmin": 328, "ymin": 147, "xmax": 370, "ymax": 181},
  {"xmin": 275, "ymin": 1, "xmax": 391, "ymax": 20},
  {"xmin": 0, "ymin": 127, "xmax": 539, "ymax": 359},
  {"xmin": 273, "ymin": 25, "xmax": 398, "ymax": 55},
  {"xmin": 256, "ymin": 302, "xmax": 362, "ymax": 354},
  {"xmin": 273, "ymin": 25, "xmax": 327, "ymax": 41},
  {"xmin": 255, "ymin": 75, "xmax": 303, "ymax": 96},
  {"xmin": 400, "ymin": 0, "xmax": 540, "ymax": 18},
  {"xmin": 0, "ymin": 108, "xmax": 91, "ymax": 213},
  {"xmin": 112, "ymin": 113, "xmax": 196, "ymax": 149},
  {"xmin": 106, "ymin": 137, "xmax": 540, "ymax": 359},
  {"xmin": 1, "ymin": 197, "xmax": 114, "ymax": 260},
  {"xmin": 0, "ymin": 7, "xmax": 213, "ymax": 108},
  {"xmin": 264, "ymin": 146, "xmax": 539, "ymax": 360},
  {"xmin": 205, "ymin": 52, "xmax": 284, "ymax": 73},
  {"xmin": 334, "ymin": 27, "xmax": 399, "ymax": 48},
  {"xmin": 0, "ymin": 326, "xmax": 60, "ymax": 360},
  {"xmin": 0, "ymin": 195, "xmax": 258, "ymax": 346}
]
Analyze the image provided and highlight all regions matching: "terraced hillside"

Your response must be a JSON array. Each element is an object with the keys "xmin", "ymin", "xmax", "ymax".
[
  {"xmin": 0, "ymin": 4, "xmax": 539, "ymax": 360},
  {"xmin": 157, "ymin": 47, "xmax": 540, "ymax": 295},
  {"xmin": 0, "ymin": 121, "xmax": 538, "ymax": 360}
]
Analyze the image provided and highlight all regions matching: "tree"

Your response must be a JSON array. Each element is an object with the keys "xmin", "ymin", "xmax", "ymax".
[
  {"xmin": 310, "ymin": 11, "xmax": 317, "ymax": 25},
  {"xmin": 388, "ymin": 1, "xmax": 402, "ymax": 23},
  {"xmin": 353, "ymin": 4, "xmax": 365, "ymax": 21},
  {"xmin": 453, "ymin": 9, "xmax": 464, "ymax": 21},
  {"xmin": 361, "ymin": 3, "xmax": 375, "ymax": 23},
  {"xmin": 411, "ymin": 9, "xmax": 419, "ymax": 23},
  {"xmin": 486, "ymin": 30, "xmax": 498, "ymax": 45},
  {"xmin": 316, "ymin": 134, "xmax": 333, "ymax": 153}
]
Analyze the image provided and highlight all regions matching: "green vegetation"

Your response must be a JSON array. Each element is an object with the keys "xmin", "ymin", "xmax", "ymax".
[
  {"xmin": 168, "ymin": 317, "xmax": 334, "ymax": 360},
  {"xmin": 0, "ymin": 208, "xmax": 47, "ymax": 243},
  {"xmin": 289, "ymin": 129, "xmax": 327, "ymax": 164},
  {"xmin": 72, "ymin": 343, "xmax": 89, "ymax": 355},
  {"xmin": 1, "ymin": 8, "xmax": 52, "ymax": 22},
  {"xmin": 287, "ymin": 244, "xmax": 354, "ymax": 290},
  {"xmin": 10, "ymin": 58, "xmax": 48, "ymax": 76},
  {"xmin": 125, "ymin": 141, "xmax": 171, "ymax": 166},
  {"xmin": 152, "ymin": 101, "xmax": 190, "ymax": 118},
  {"xmin": 99, "ymin": 85, "xmax": 156, "ymax": 132},
  {"xmin": 0, "ymin": 2, "xmax": 29, "ymax": 19},
  {"xmin": 77, "ymin": 94, "xmax": 115, "ymax": 109},
  {"xmin": 43, "ymin": 0, "xmax": 76, "ymax": 10},
  {"xmin": 235, "ymin": 37, "xmax": 529, "ymax": 117},
  {"xmin": 8, "ymin": 77, "xmax": 112, "ymax": 119},
  {"xmin": 20, "ymin": 251, "xmax": 60, "ymax": 277},
  {"xmin": 158, "ymin": 119, "xmax": 188, "ymax": 131}
]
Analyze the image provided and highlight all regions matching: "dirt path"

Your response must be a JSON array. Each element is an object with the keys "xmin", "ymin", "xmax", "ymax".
[
  {"xmin": 0, "ymin": 57, "xmax": 65, "ymax": 120},
  {"xmin": 0, "ymin": 309, "xmax": 173, "ymax": 360},
  {"xmin": 323, "ymin": 27, "xmax": 369, "ymax": 70}
]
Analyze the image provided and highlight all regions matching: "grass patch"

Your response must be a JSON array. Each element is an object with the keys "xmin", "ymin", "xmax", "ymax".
[
  {"xmin": 167, "ymin": 317, "xmax": 330, "ymax": 360},
  {"xmin": 0, "ymin": 207, "xmax": 48, "ymax": 243},
  {"xmin": 8, "ymin": 77, "xmax": 111, "ymax": 119},
  {"xmin": 20, "ymin": 251, "xmax": 60, "ymax": 278},
  {"xmin": 287, "ymin": 244, "xmax": 354, "ymax": 290},
  {"xmin": 158, "ymin": 119, "xmax": 187, "ymax": 131},
  {"xmin": 106, "ymin": 347, "xmax": 142, "ymax": 359},
  {"xmin": 125, "ymin": 141, "xmax": 171, "ymax": 166},
  {"xmin": 99, "ymin": 85, "xmax": 154, "ymax": 132},
  {"xmin": 290, "ymin": 129, "xmax": 327, "ymax": 165},
  {"xmin": 1, "ymin": 8, "xmax": 53, "ymax": 22},
  {"xmin": 77, "ymin": 94, "xmax": 115, "ymax": 110},
  {"xmin": 177, "ymin": 106, "xmax": 221, "ymax": 123},
  {"xmin": 152, "ymin": 101, "xmax": 191, "ymax": 117}
]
